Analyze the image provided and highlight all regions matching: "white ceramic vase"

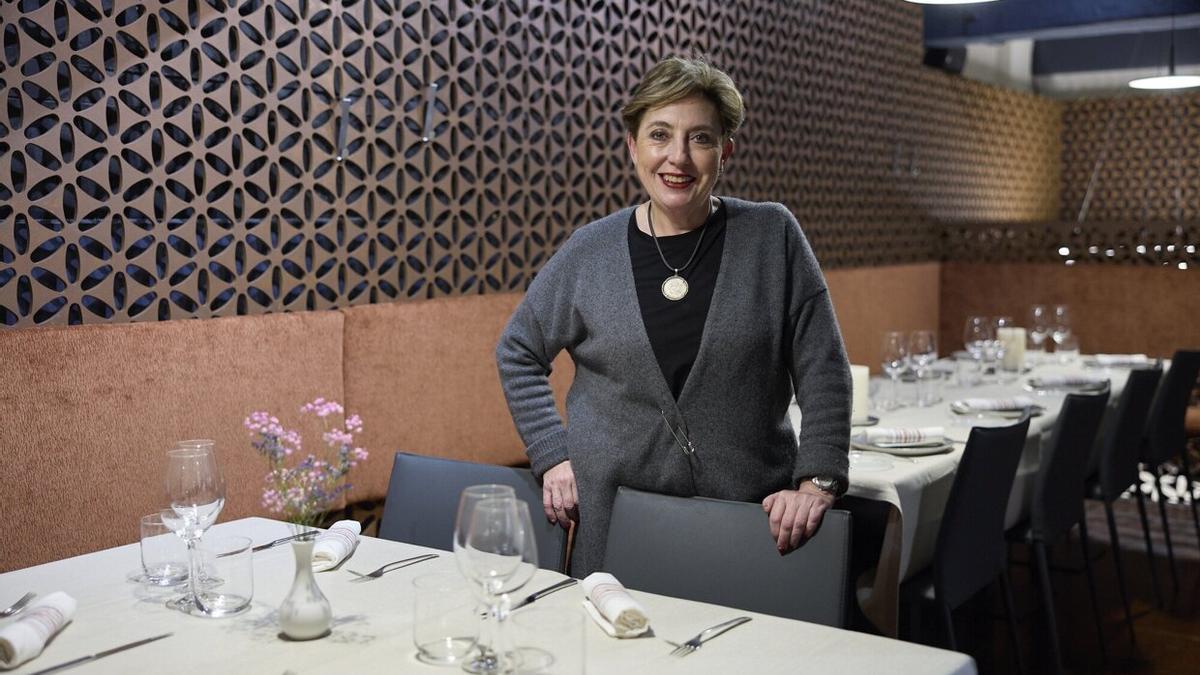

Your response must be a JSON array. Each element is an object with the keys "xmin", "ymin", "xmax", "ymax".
[{"xmin": 278, "ymin": 539, "xmax": 332, "ymax": 640}]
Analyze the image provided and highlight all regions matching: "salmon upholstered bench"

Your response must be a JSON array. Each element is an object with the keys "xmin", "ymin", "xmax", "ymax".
[{"xmin": 0, "ymin": 293, "xmax": 571, "ymax": 573}]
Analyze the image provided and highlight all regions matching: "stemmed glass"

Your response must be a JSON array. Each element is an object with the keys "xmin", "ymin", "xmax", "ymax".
[
  {"xmin": 908, "ymin": 330, "xmax": 938, "ymax": 406},
  {"xmin": 1051, "ymin": 305, "xmax": 1072, "ymax": 350},
  {"xmin": 163, "ymin": 440, "xmax": 226, "ymax": 616},
  {"xmin": 1028, "ymin": 305, "xmax": 1050, "ymax": 362},
  {"xmin": 961, "ymin": 316, "xmax": 992, "ymax": 387},
  {"xmin": 453, "ymin": 486, "xmax": 537, "ymax": 674},
  {"xmin": 880, "ymin": 331, "xmax": 909, "ymax": 411}
]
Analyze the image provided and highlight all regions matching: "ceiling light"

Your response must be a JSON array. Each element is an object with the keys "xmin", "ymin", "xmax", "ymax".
[{"xmin": 1130, "ymin": 4, "xmax": 1200, "ymax": 90}]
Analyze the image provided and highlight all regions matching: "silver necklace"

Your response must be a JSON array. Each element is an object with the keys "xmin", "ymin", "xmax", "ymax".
[{"xmin": 646, "ymin": 204, "xmax": 706, "ymax": 301}]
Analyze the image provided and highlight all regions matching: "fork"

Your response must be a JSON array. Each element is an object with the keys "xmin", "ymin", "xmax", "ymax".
[
  {"xmin": 347, "ymin": 554, "xmax": 438, "ymax": 581},
  {"xmin": 0, "ymin": 592, "xmax": 35, "ymax": 618},
  {"xmin": 668, "ymin": 616, "xmax": 752, "ymax": 656}
]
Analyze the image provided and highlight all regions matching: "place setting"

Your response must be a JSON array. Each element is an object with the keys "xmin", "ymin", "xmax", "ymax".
[
  {"xmin": 949, "ymin": 395, "xmax": 1046, "ymax": 420},
  {"xmin": 850, "ymin": 426, "xmax": 955, "ymax": 457},
  {"xmin": 1024, "ymin": 374, "xmax": 1110, "ymax": 394}
]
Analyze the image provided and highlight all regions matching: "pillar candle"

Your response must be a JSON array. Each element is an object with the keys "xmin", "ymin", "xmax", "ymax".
[
  {"xmin": 850, "ymin": 364, "xmax": 870, "ymax": 423},
  {"xmin": 999, "ymin": 327, "xmax": 1026, "ymax": 371}
]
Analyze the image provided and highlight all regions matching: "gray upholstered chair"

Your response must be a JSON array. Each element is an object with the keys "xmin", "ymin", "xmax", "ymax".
[
  {"xmin": 602, "ymin": 486, "xmax": 853, "ymax": 627},
  {"xmin": 378, "ymin": 452, "xmax": 569, "ymax": 572}
]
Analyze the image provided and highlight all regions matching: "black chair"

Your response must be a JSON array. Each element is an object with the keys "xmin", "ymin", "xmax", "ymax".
[
  {"xmin": 902, "ymin": 416, "xmax": 1030, "ymax": 672},
  {"xmin": 1087, "ymin": 366, "xmax": 1163, "ymax": 646},
  {"xmin": 377, "ymin": 452, "xmax": 569, "ymax": 572},
  {"xmin": 1007, "ymin": 389, "xmax": 1110, "ymax": 674},
  {"xmin": 602, "ymin": 487, "xmax": 853, "ymax": 627},
  {"xmin": 1141, "ymin": 350, "xmax": 1200, "ymax": 598}
]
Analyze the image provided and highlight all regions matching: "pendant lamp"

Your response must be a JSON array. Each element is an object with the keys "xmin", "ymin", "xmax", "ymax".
[{"xmin": 1130, "ymin": 3, "xmax": 1200, "ymax": 89}]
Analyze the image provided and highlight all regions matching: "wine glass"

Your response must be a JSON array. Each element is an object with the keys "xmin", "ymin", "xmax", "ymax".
[
  {"xmin": 1051, "ymin": 305, "xmax": 1072, "ymax": 349},
  {"xmin": 1028, "ymin": 305, "xmax": 1050, "ymax": 361},
  {"xmin": 454, "ymin": 489, "xmax": 537, "ymax": 674},
  {"xmin": 908, "ymin": 330, "xmax": 938, "ymax": 406},
  {"xmin": 990, "ymin": 316, "xmax": 1014, "ymax": 382},
  {"xmin": 163, "ymin": 440, "xmax": 226, "ymax": 616},
  {"xmin": 880, "ymin": 331, "xmax": 909, "ymax": 411}
]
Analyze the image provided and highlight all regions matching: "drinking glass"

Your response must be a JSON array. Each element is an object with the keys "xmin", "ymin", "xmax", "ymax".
[
  {"xmin": 989, "ymin": 316, "xmax": 1014, "ymax": 381},
  {"xmin": 908, "ymin": 330, "xmax": 938, "ymax": 406},
  {"xmin": 190, "ymin": 535, "xmax": 253, "ymax": 617},
  {"xmin": 137, "ymin": 511, "xmax": 189, "ymax": 586},
  {"xmin": 1027, "ymin": 305, "xmax": 1050, "ymax": 363},
  {"xmin": 453, "ymin": 485, "xmax": 536, "ymax": 674},
  {"xmin": 1051, "ymin": 304, "xmax": 1072, "ymax": 349},
  {"xmin": 413, "ymin": 571, "xmax": 479, "ymax": 665},
  {"xmin": 880, "ymin": 332, "xmax": 909, "ymax": 411},
  {"xmin": 163, "ymin": 440, "xmax": 227, "ymax": 616},
  {"xmin": 511, "ymin": 608, "xmax": 585, "ymax": 675}
]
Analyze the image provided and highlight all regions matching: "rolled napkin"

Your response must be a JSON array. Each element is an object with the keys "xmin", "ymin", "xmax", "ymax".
[
  {"xmin": 1029, "ymin": 375, "xmax": 1108, "ymax": 388},
  {"xmin": 954, "ymin": 396, "xmax": 1037, "ymax": 411},
  {"xmin": 0, "ymin": 592, "xmax": 76, "ymax": 670},
  {"xmin": 854, "ymin": 426, "xmax": 945, "ymax": 445},
  {"xmin": 1092, "ymin": 354, "xmax": 1150, "ymax": 367},
  {"xmin": 312, "ymin": 520, "xmax": 361, "ymax": 572},
  {"xmin": 580, "ymin": 572, "xmax": 650, "ymax": 638}
]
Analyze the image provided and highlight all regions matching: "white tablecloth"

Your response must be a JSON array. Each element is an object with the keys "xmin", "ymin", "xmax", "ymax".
[
  {"xmin": 790, "ymin": 359, "xmax": 1132, "ymax": 636},
  {"xmin": 0, "ymin": 518, "xmax": 975, "ymax": 674}
]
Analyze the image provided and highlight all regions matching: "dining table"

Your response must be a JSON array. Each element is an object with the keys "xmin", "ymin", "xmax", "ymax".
[
  {"xmin": 0, "ymin": 517, "xmax": 976, "ymax": 674},
  {"xmin": 789, "ymin": 355, "xmax": 1137, "ymax": 637}
]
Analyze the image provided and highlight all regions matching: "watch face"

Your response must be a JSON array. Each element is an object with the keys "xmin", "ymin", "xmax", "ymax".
[{"xmin": 811, "ymin": 477, "xmax": 837, "ymax": 493}]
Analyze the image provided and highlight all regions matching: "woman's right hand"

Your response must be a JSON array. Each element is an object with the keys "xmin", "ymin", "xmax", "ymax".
[{"xmin": 542, "ymin": 460, "xmax": 578, "ymax": 529}]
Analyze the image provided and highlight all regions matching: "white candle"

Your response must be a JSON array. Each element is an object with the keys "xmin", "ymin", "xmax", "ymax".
[
  {"xmin": 998, "ymin": 327, "xmax": 1026, "ymax": 371},
  {"xmin": 850, "ymin": 364, "xmax": 870, "ymax": 423}
]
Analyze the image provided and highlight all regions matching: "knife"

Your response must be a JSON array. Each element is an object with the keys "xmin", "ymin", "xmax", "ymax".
[
  {"xmin": 29, "ymin": 633, "xmax": 173, "ymax": 675},
  {"xmin": 513, "ymin": 578, "xmax": 578, "ymax": 610},
  {"xmin": 219, "ymin": 531, "xmax": 314, "ymax": 558}
]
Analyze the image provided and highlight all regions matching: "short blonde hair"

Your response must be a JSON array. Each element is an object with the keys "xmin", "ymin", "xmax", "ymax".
[{"xmin": 621, "ymin": 56, "xmax": 745, "ymax": 140}]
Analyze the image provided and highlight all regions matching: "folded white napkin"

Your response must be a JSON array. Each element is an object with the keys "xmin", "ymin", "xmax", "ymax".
[
  {"xmin": 1093, "ymin": 354, "xmax": 1150, "ymax": 366},
  {"xmin": 1030, "ymin": 375, "xmax": 1107, "ymax": 388},
  {"xmin": 312, "ymin": 520, "xmax": 361, "ymax": 572},
  {"xmin": 0, "ymin": 592, "xmax": 76, "ymax": 670},
  {"xmin": 855, "ymin": 426, "xmax": 945, "ymax": 445},
  {"xmin": 955, "ymin": 396, "xmax": 1037, "ymax": 411},
  {"xmin": 580, "ymin": 573, "xmax": 650, "ymax": 638}
]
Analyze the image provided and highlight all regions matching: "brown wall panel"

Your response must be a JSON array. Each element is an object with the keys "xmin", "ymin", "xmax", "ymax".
[
  {"xmin": 939, "ymin": 262, "xmax": 1200, "ymax": 358},
  {"xmin": 1, "ymin": 0, "xmax": 1061, "ymax": 329},
  {"xmin": 825, "ymin": 262, "xmax": 941, "ymax": 373}
]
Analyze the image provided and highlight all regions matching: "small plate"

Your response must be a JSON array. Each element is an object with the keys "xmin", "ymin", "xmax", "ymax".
[
  {"xmin": 950, "ymin": 402, "xmax": 1045, "ymax": 418},
  {"xmin": 850, "ymin": 440, "xmax": 955, "ymax": 457},
  {"xmin": 849, "ymin": 452, "xmax": 894, "ymax": 472},
  {"xmin": 1025, "ymin": 378, "xmax": 1108, "ymax": 393},
  {"xmin": 851, "ymin": 415, "xmax": 880, "ymax": 427}
]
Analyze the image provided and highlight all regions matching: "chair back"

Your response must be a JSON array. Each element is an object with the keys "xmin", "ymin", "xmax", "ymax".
[
  {"xmin": 1032, "ymin": 389, "xmax": 1110, "ymax": 538},
  {"xmin": 934, "ymin": 416, "xmax": 1031, "ymax": 610},
  {"xmin": 1094, "ymin": 367, "xmax": 1162, "ymax": 501},
  {"xmin": 1144, "ymin": 350, "xmax": 1200, "ymax": 465},
  {"xmin": 378, "ymin": 452, "xmax": 568, "ymax": 572},
  {"xmin": 602, "ymin": 487, "xmax": 852, "ymax": 627}
]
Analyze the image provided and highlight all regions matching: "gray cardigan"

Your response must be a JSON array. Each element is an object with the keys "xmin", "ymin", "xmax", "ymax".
[{"xmin": 496, "ymin": 197, "xmax": 851, "ymax": 576}]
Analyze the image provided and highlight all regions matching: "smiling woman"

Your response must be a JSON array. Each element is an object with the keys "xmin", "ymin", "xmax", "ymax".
[{"xmin": 496, "ymin": 56, "xmax": 853, "ymax": 578}]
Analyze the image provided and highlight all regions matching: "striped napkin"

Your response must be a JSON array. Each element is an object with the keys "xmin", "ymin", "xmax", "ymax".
[
  {"xmin": 954, "ymin": 396, "xmax": 1036, "ymax": 411},
  {"xmin": 581, "ymin": 573, "xmax": 650, "ymax": 638},
  {"xmin": 0, "ymin": 592, "xmax": 76, "ymax": 670},
  {"xmin": 855, "ymin": 426, "xmax": 945, "ymax": 445},
  {"xmin": 312, "ymin": 520, "xmax": 361, "ymax": 572},
  {"xmin": 1029, "ymin": 375, "xmax": 1107, "ymax": 389}
]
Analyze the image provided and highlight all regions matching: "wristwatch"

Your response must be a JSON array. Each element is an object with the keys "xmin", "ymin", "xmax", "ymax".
[{"xmin": 807, "ymin": 476, "xmax": 840, "ymax": 496}]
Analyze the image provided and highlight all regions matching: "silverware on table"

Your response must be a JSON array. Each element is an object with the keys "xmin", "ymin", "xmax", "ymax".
[
  {"xmin": 481, "ymin": 578, "xmax": 579, "ymax": 617},
  {"xmin": 668, "ymin": 616, "xmax": 752, "ymax": 657},
  {"xmin": 347, "ymin": 554, "xmax": 439, "ymax": 581},
  {"xmin": 0, "ymin": 592, "xmax": 35, "ymax": 617},
  {"xmin": 28, "ymin": 632, "xmax": 173, "ymax": 674},
  {"xmin": 217, "ymin": 531, "xmax": 317, "ymax": 558}
]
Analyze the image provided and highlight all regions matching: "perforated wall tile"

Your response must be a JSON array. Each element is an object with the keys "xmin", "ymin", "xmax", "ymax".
[{"xmin": 1, "ymin": 0, "xmax": 1065, "ymax": 328}]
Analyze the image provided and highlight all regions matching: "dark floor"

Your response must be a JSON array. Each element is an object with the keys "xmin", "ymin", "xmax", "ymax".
[{"xmin": 910, "ymin": 498, "xmax": 1200, "ymax": 674}]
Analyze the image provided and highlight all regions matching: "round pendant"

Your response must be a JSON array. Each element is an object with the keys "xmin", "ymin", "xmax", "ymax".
[{"xmin": 661, "ymin": 275, "xmax": 689, "ymax": 301}]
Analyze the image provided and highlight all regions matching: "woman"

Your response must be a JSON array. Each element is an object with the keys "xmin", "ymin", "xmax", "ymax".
[{"xmin": 497, "ymin": 56, "xmax": 850, "ymax": 577}]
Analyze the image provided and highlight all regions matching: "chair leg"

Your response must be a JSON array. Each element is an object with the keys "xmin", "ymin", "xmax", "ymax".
[
  {"xmin": 1153, "ymin": 465, "xmax": 1181, "ymax": 597},
  {"xmin": 999, "ymin": 570, "xmax": 1025, "ymax": 675},
  {"xmin": 1178, "ymin": 450, "xmax": 1200, "ymax": 546},
  {"xmin": 1078, "ymin": 518, "xmax": 1108, "ymax": 666},
  {"xmin": 1105, "ymin": 501, "xmax": 1138, "ymax": 649},
  {"xmin": 1033, "ymin": 540, "xmax": 1064, "ymax": 675},
  {"xmin": 942, "ymin": 601, "xmax": 958, "ymax": 652},
  {"xmin": 1134, "ymin": 481, "xmax": 1164, "ymax": 608}
]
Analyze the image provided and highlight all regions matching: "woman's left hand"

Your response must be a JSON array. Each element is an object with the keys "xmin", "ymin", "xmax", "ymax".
[{"xmin": 762, "ymin": 482, "xmax": 835, "ymax": 553}]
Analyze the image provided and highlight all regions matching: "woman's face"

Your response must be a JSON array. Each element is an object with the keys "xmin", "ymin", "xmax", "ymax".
[{"xmin": 627, "ymin": 95, "xmax": 734, "ymax": 222}]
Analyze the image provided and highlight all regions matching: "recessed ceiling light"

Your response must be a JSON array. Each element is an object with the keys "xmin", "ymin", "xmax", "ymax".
[{"xmin": 1129, "ymin": 75, "xmax": 1200, "ymax": 90}]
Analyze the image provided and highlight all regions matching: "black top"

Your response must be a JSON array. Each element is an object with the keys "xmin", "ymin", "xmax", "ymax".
[{"xmin": 628, "ymin": 200, "xmax": 727, "ymax": 399}]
